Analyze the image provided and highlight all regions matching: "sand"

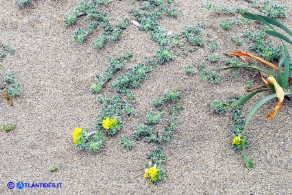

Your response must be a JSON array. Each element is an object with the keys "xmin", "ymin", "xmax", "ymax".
[{"xmin": 0, "ymin": 0, "xmax": 291, "ymax": 194}]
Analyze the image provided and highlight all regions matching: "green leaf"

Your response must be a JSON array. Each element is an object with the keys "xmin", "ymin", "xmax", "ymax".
[
  {"xmin": 241, "ymin": 12, "xmax": 292, "ymax": 36},
  {"xmin": 266, "ymin": 30, "xmax": 292, "ymax": 45},
  {"xmin": 242, "ymin": 141, "xmax": 253, "ymax": 170},
  {"xmin": 223, "ymin": 66, "xmax": 273, "ymax": 75},
  {"xmin": 267, "ymin": 83, "xmax": 276, "ymax": 93},
  {"xmin": 243, "ymin": 92, "xmax": 292, "ymax": 133},
  {"xmin": 282, "ymin": 44, "xmax": 291, "ymax": 89},
  {"xmin": 276, "ymin": 65, "xmax": 284, "ymax": 88},
  {"xmin": 232, "ymin": 89, "xmax": 269, "ymax": 107}
]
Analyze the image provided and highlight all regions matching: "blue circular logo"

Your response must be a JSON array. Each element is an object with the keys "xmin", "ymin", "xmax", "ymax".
[
  {"xmin": 16, "ymin": 181, "xmax": 24, "ymax": 190},
  {"xmin": 7, "ymin": 182, "xmax": 15, "ymax": 189}
]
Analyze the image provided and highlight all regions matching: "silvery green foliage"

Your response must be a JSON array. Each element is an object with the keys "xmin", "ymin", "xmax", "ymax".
[
  {"xmin": 133, "ymin": 90, "xmax": 182, "ymax": 145},
  {"xmin": 133, "ymin": 124, "xmax": 154, "ymax": 140},
  {"xmin": 182, "ymin": 25, "xmax": 205, "ymax": 47},
  {"xmin": 156, "ymin": 47, "xmax": 173, "ymax": 64},
  {"xmin": 90, "ymin": 52, "xmax": 133, "ymax": 94},
  {"xmin": 184, "ymin": 65, "xmax": 196, "ymax": 75},
  {"xmin": 199, "ymin": 69, "xmax": 221, "ymax": 84},
  {"xmin": 120, "ymin": 136, "xmax": 134, "ymax": 150},
  {"xmin": 145, "ymin": 112, "xmax": 162, "ymax": 125},
  {"xmin": 65, "ymin": 1, "xmax": 128, "ymax": 48},
  {"xmin": 111, "ymin": 63, "xmax": 153, "ymax": 97},
  {"xmin": 18, "ymin": 0, "xmax": 32, "ymax": 8},
  {"xmin": 0, "ymin": 43, "xmax": 15, "ymax": 62},
  {"xmin": 0, "ymin": 43, "xmax": 21, "ymax": 98},
  {"xmin": 201, "ymin": 2, "xmax": 246, "ymax": 15},
  {"xmin": 242, "ymin": 29, "xmax": 283, "ymax": 62},
  {"xmin": 76, "ymin": 130, "xmax": 105, "ymax": 152}
]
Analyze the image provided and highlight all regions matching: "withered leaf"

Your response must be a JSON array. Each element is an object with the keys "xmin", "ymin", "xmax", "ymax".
[{"xmin": 2, "ymin": 90, "xmax": 13, "ymax": 106}]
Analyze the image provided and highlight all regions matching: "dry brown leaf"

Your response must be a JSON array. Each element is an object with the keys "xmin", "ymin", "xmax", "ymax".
[
  {"xmin": 2, "ymin": 90, "xmax": 13, "ymax": 106},
  {"xmin": 265, "ymin": 76, "xmax": 284, "ymax": 119},
  {"xmin": 259, "ymin": 71, "xmax": 269, "ymax": 86},
  {"xmin": 245, "ymin": 84, "xmax": 267, "ymax": 92},
  {"xmin": 225, "ymin": 51, "xmax": 278, "ymax": 71},
  {"xmin": 226, "ymin": 51, "xmax": 292, "ymax": 84}
]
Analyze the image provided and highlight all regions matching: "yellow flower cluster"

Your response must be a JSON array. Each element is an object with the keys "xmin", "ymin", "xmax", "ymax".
[
  {"xmin": 102, "ymin": 118, "xmax": 118, "ymax": 130},
  {"xmin": 232, "ymin": 136, "xmax": 243, "ymax": 145},
  {"xmin": 72, "ymin": 127, "xmax": 83, "ymax": 144},
  {"xmin": 144, "ymin": 166, "xmax": 159, "ymax": 182}
]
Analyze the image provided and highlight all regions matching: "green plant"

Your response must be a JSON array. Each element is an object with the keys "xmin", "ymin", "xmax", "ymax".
[
  {"xmin": 109, "ymin": 27, "xmax": 121, "ymax": 42},
  {"xmin": 209, "ymin": 40, "xmax": 219, "ymax": 52},
  {"xmin": 64, "ymin": 14, "xmax": 77, "ymax": 26},
  {"xmin": 223, "ymin": 12, "xmax": 292, "ymax": 170},
  {"xmin": 92, "ymin": 0, "xmax": 111, "ymax": 6},
  {"xmin": 160, "ymin": 104, "xmax": 182, "ymax": 142},
  {"xmin": 74, "ymin": 28, "xmax": 89, "ymax": 44},
  {"xmin": 111, "ymin": 63, "xmax": 152, "ymax": 98},
  {"xmin": 200, "ymin": 69, "xmax": 221, "ymax": 84},
  {"xmin": 261, "ymin": 0, "xmax": 286, "ymax": 18},
  {"xmin": 72, "ymin": 127, "xmax": 105, "ymax": 152},
  {"xmin": 94, "ymin": 95, "xmax": 127, "ymax": 134},
  {"xmin": 116, "ymin": 17, "xmax": 129, "ymax": 29},
  {"xmin": 147, "ymin": 146, "xmax": 167, "ymax": 165},
  {"xmin": 196, "ymin": 61, "xmax": 206, "ymax": 70},
  {"xmin": 208, "ymin": 53, "xmax": 221, "ymax": 63},
  {"xmin": 0, "ymin": 44, "xmax": 21, "ymax": 105},
  {"xmin": 201, "ymin": 2, "xmax": 246, "ymax": 15},
  {"xmin": 120, "ymin": 136, "xmax": 134, "ymax": 150},
  {"xmin": 245, "ymin": 80, "xmax": 254, "ymax": 89},
  {"xmin": 219, "ymin": 20, "xmax": 234, "ymax": 31},
  {"xmin": 142, "ymin": 2, "xmax": 151, "ymax": 10},
  {"xmin": 224, "ymin": 57, "xmax": 249, "ymax": 67},
  {"xmin": 207, "ymin": 100, "xmax": 229, "ymax": 115},
  {"xmin": 0, "ymin": 43, "xmax": 15, "ymax": 62},
  {"xmin": 151, "ymin": 28, "xmax": 174, "ymax": 47},
  {"xmin": 152, "ymin": 98, "xmax": 164, "ymax": 110},
  {"xmin": 156, "ymin": 47, "xmax": 173, "ymax": 64},
  {"xmin": 92, "ymin": 33, "xmax": 107, "ymax": 49},
  {"xmin": 145, "ymin": 112, "xmax": 162, "ymax": 125},
  {"xmin": 243, "ymin": 29, "xmax": 283, "ymax": 62},
  {"xmin": 184, "ymin": 65, "xmax": 196, "ymax": 75},
  {"xmin": 117, "ymin": 90, "xmax": 181, "ymax": 183},
  {"xmin": 130, "ymin": 0, "xmax": 177, "ymax": 33},
  {"xmin": 1, "ymin": 124, "xmax": 16, "ymax": 133},
  {"xmin": 182, "ymin": 25, "xmax": 204, "ymax": 47},
  {"xmin": 90, "ymin": 52, "xmax": 133, "ymax": 94},
  {"xmin": 65, "ymin": 1, "xmax": 129, "ymax": 49},
  {"xmin": 133, "ymin": 124, "xmax": 154, "ymax": 140},
  {"xmin": 49, "ymin": 166, "xmax": 58, "ymax": 173},
  {"xmin": 163, "ymin": 90, "xmax": 180, "ymax": 102},
  {"xmin": 18, "ymin": 0, "xmax": 32, "ymax": 8},
  {"xmin": 231, "ymin": 36, "xmax": 244, "ymax": 46}
]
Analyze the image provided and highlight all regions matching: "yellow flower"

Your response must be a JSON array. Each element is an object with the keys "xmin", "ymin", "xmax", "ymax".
[
  {"xmin": 72, "ymin": 127, "xmax": 83, "ymax": 144},
  {"xmin": 102, "ymin": 118, "xmax": 118, "ymax": 130},
  {"xmin": 232, "ymin": 136, "xmax": 243, "ymax": 145},
  {"xmin": 144, "ymin": 166, "xmax": 159, "ymax": 182},
  {"xmin": 144, "ymin": 169, "xmax": 150, "ymax": 179}
]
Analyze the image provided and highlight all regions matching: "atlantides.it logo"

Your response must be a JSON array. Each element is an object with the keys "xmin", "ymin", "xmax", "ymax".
[{"xmin": 7, "ymin": 181, "xmax": 62, "ymax": 190}]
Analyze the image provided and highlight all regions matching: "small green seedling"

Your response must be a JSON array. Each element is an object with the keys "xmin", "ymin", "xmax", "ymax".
[
  {"xmin": 49, "ymin": 166, "xmax": 58, "ymax": 173},
  {"xmin": 1, "ymin": 124, "xmax": 16, "ymax": 133}
]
